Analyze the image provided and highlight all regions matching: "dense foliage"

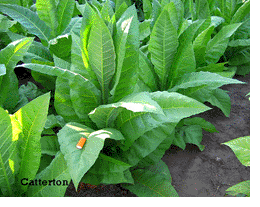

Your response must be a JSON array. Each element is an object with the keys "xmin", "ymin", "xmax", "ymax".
[{"xmin": 0, "ymin": 0, "xmax": 249, "ymax": 197}]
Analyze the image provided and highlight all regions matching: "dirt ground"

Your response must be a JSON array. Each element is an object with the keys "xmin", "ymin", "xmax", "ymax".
[
  {"xmin": 65, "ymin": 74, "xmax": 250, "ymax": 197},
  {"xmin": 15, "ymin": 68, "xmax": 250, "ymax": 197}
]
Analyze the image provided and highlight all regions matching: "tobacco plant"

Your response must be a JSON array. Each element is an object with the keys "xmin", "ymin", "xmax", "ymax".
[{"xmin": 17, "ymin": 2, "xmax": 218, "ymax": 196}]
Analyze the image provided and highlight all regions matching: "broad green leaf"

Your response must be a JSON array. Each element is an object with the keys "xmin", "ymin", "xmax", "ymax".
[
  {"xmin": 230, "ymin": 0, "xmax": 250, "ymax": 24},
  {"xmin": 88, "ymin": 153, "xmax": 131, "ymax": 175},
  {"xmin": 0, "ymin": 4, "xmax": 51, "ymax": 41},
  {"xmin": 82, "ymin": 168, "xmax": 134, "ymax": 185},
  {"xmin": 101, "ymin": 0, "xmax": 114, "ymax": 26},
  {"xmin": 0, "ymin": 14, "xmax": 17, "ymax": 32},
  {"xmin": 193, "ymin": 25, "xmax": 214, "ymax": 67},
  {"xmin": 138, "ymin": 50, "xmax": 159, "ymax": 91},
  {"xmin": 49, "ymin": 34, "xmax": 72, "ymax": 59},
  {"xmin": 183, "ymin": 125, "xmax": 205, "ymax": 151},
  {"xmin": 144, "ymin": 160, "xmax": 172, "ymax": 183},
  {"xmin": 229, "ymin": 49, "xmax": 250, "ymax": 66},
  {"xmin": 117, "ymin": 91, "xmax": 210, "ymax": 158},
  {"xmin": 45, "ymin": 114, "xmax": 66, "ymax": 129},
  {"xmin": 228, "ymin": 39, "xmax": 250, "ymax": 47},
  {"xmin": 56, "ymin": 0, "xmax": 75, "ymax": 35},
  {"xmin": 138, "ymin": 134, "xmax": 173, "ymax": 167},
  {"xmin": 150, "ymin": 0, "xmax": 162, "ymax": 29},
  {"xmin": 143, "ymin": 0, "xmax": 152, "ymax": 19},
  {"xmin": 20, "ymin": 63, "xmax": 101, "ymax": 126},
  {"xmin": 41, "ymin": 128, "xmax": 60, "ymax": 156},
  {"xmin": 3, "ymin": 31, "xmax": 53, "ymax": 63},
  {"xmin": 139, "ymin": 20, "xmax": 151, "ymax": 41},
  {"xmin": 26, "ymin": 40, "xmax": 53, "ymax": 63},
  {"xmin": 214, "ymin": 66, "xmax": 237, "ymax": 78},
  {"xmin": 79, "ymin": 3, "xmax": 100, "ymax": 88},
  {"xmin": 196, "ymin": 62, "xmax": 227, "ymax": 72},
  {"xmin": 120, "ymin": 122, "xmax": 176, "ymax": 166},
  {"xmin": 115, "ymin": 0, "xmax": 131, "ymax": 11},
  {"xmin": 110, "ymin": 6, "xmax": 135, "ymax": 98},
  {"xmin": 149, "ymin": 9, "xmax": 178, "ymax": 89},
  {"xmin": 89, "ymin": 92, "xmax": 165, "ymax": 129},
  {"xmin": 150, "ymin": 91, "xmax": 211, "ymax": 122},
  {"xmin": 225, "ymin": 180, "xmax": 250, "ymax": 197},
  {"xmin": 168, "ymin": 20, "xmax": 204, "ymax": 88},
  {"xmin": 0, "ymin": 37, "xmax": 33, "ymax": 111},
  {"xmin": 62, "ymin": 17, "xmax": 82, "ymax": 35},
  {"xmin": 114, "ymin": 1, "xmax": 128, "ymax": 22},
  {"xmin": 182, "ymin": 117, "xmax": 218, "ymax": 133},
  {"xmin": 222, "ymin": 136, "xmax": 250, "ymax": 167},
  {"xmin": 205, "ymin": 23, "xmax": 242, "ymax": 64},
  {"xmin": 0, "ymin": 108, "xmax": 14, "ymax": 196},
  {"xmin": 70, "ymin": 31, "xmax": 99, "ymax": 89},
  {"xmin": 195, "ymin": 0, "xmax": 210, "ymax": 20},
  {"xmin": 110, "ymin": 5, "xmax": 139, "ymax": 102},
  {"xmin": 58, "ymin": 123, "xmax": 124, "ymax": 189},
  {"xmin": 123, "ymin": 168, "xmax": 178, "ymax": 197},
  {"xmin": 170, "ymin": 71, "xmax": 245, "ymax": 92},
  {"xmin": 14, "ymin": 93, "xmax": 50, "ymax": 193},
  {"xmin": 161, "ymin": 0, "xmax": 184, "ymax": 26},
  {"xmin": 36, "ymin": 0, "xmax": 58, "ymax": 37},
  {"xmin": 207, "ymin": 88, "xmax": 231, "ymax": 117},
  {"xmin": 57, "ymin": 122, "xmax": 94, "ymax": 189},
  {"xmin": 27, "ymin": 152, "xmax": 71, "ymax": 197},
  {"xmin": 88, "ymin": 16, "xmax": 116, "ymax": 104},
  {"xmin": 55, "ymin": 78, "xmax": 82, "ymax": 123}
]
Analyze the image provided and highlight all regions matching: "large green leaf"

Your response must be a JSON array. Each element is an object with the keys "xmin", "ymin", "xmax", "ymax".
[
  {"xmin": 205, "ymin": 23, "xmax": 242, "ymax": 64},
  {"xmin": 193, "ymin": 25, "xmax": 214, "ymax": 67},
  {"xmin": 123, "ymin": 168, "xmax": 178, "ymax": 197},
  {"xmin": 222, "ymin": 136, "xmax": 250, "ymax": 167},
  {"xmin": 0, "ymin": 37, "xmax": 33, "ymax": 111},
  {"xmin": 88, "ymin": 16, "xmax": 116, "ymax": 104},
  {"xmin": 0, "ymin": 4, "xmax": 51, "ymax": 41},
  {"xmin": 0, "ymin": 108, "xmax": 14, "ymax": 196},
  {"xmin": 89, "ymin": 92, "xmax": 165, "ymax": 129},
  {"xmin": 138, "ymin": 50, "xmax": 159, "ymax": 91},
  {"xmin": 57, "ymin": 122, "xmax": 124, "ymax": 189},
  {"xmin": 225, "ymin": 180, "xmax": 250, "ymax": 197},
  {"xmin": 13, "ymin": 93, "xmax": 50, "ymax": 193},
  {"xmin": 36, "ymin": 0, "xmax": 58, "ymax": 37},
  {"xmin": 27, "ymin": 152, "xmax": 71, "ymax": 197},
  {"xmin": 148, "ymin": 9, "xmax": 178, "ymax": 89},
  {"xmin": 20, "ymin": 63, "xmax": 101, "ymax": 126},
  {"xmin": 56, "ymin": 0, "xmax": 75, "ymax": 35},
  {"xmin": 207, "ymin": 88, "xmax": 231, "ymax": 117},
  {"xmin": 78, "ymin": 3, "xmax": 100, "ymax": 88},
  {"xmin": 117, "ymin": 91, "xmax": 211, "ymax": 163},
  {"xmin": 110, "ymin": 5, "xmax": 139, "ymax": 102},
  {"xmin": 168, "ymin": 20, "xmax": 204, "ymax": 88},
  {"xmin": 170, "ymin": 71, "xmax": 245, "ymax": 92},
  {"xmin": 110, "ymin": 6, "xmax": 135, "ymax": 97},
  {"xmin": 150, "ymin": 91, "xmax": 211, "ymax": 121},
  {"xmin": 230, "ymin": 0, "xmax": 250, "ymax": 24},
  {"xmin": 49, "ymin": 34, "xmax": 72, "ymax": 59},
  {"xmin": 54, "ymin": 78, "xmax": 82, "ymax": 123}
]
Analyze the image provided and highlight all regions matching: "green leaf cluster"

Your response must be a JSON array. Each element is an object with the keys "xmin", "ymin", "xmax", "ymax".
[
  {"xmin": 0, "ymin": 93, "xmax": 71, "ymax": 197},
  {"xmin": 0, "ymin": 0, "xmax": 250, "ymax": 197}
]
